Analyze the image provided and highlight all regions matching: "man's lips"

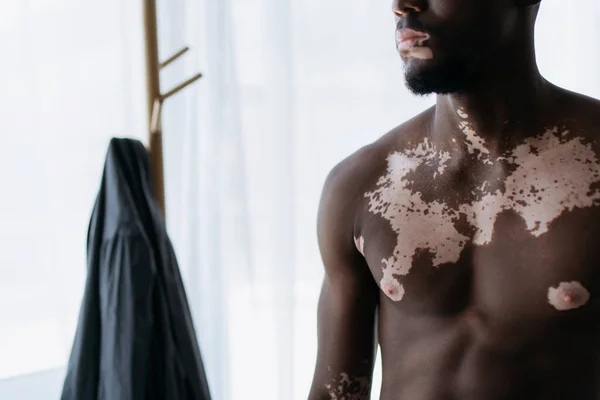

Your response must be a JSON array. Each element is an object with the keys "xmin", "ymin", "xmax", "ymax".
[
  {"xmin": 396, "ymin": 28, "xmax": 430, "ymax": 46},
  {"xmin": 395, "ymin": 28, "xmax": 433, "ymax": 59}
]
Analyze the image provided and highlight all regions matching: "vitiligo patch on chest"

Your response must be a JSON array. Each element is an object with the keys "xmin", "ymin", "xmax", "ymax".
[
  {"xmin": 354, "ymin": 236, "xmax": 365, "ymax": 256},
  {"xmin": 363, "ymin": 112, "xmax": 600, "ymax": 302}
]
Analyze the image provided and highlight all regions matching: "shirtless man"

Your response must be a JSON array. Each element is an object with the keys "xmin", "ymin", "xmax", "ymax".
[{"xmin": 308, "ymin": 0, "xmax": 600, "ymax": 399}]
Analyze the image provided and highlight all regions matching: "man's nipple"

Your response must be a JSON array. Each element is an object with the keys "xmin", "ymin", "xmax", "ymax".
[{"xmin": 547, "ymin": 281, "xmax": 590, "ymax": 311}]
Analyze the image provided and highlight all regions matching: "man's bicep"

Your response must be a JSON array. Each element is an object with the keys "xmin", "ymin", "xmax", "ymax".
[
  {"xmin": 309, "ymin": 272, "xmax": 378, "ymax": 400},
  {"xmin": 309, "ymin": 169, "xmax": 379, "ymax": 400}
]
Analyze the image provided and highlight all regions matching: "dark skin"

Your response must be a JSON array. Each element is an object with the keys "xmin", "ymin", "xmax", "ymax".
[{"xmin": 309, "ymin": 0, "xmax": 600, "ymax": 399}]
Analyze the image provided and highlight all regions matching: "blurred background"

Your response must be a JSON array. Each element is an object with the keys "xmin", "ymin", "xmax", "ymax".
[{"xmin": 0, "ymin": 0, "xmax": 598, "ymax": 399}]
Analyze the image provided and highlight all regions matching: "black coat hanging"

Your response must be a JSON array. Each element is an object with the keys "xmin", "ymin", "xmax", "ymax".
[{"xmin": 60, "ymin": 138, "xmax": 212, "ymax": 400}]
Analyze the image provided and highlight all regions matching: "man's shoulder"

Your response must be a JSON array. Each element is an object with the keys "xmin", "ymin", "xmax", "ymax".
[
  {"xmin": 322, "ymin": 106, "xmax": 434, "ymax": 202},
  {"xmin": 552, "ymin": 87, "xmax": 600, "ymax": 131}
]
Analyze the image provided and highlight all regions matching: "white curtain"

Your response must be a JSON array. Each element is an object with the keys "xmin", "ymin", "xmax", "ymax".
[
  {"xmin": 0, "ymin": 0, "xmax": 147, "ymax": 397},
  {"xmin": 0, "ymin": 1, "xmax": 599, "ymax": 399}
]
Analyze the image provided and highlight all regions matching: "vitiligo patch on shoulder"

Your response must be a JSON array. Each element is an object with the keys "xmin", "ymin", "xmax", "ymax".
[{"xmin": 365, "ymin": 120, "xmax": 600, "ymax": 302}]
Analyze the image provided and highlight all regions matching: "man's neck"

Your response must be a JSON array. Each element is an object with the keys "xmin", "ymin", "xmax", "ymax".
[{"xmin": 431, "ymin": 41, "xmax": 553, "ymax": 143}]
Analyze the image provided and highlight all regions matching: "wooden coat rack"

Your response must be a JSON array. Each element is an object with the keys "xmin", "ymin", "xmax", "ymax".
[{"xmin": 143, "ymin": 0, "xmax": 202, "ymax": 219}]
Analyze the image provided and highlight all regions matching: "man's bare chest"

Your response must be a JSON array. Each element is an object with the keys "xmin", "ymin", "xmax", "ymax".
[{"xmin": 355, "ymin": 125, "xmax": 600, "ymax": 317}]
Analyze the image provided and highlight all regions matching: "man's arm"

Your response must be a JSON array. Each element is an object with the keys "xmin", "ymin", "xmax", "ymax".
[{"xmin": 308, "ymin": 165, "xmax": 379, "ymax": 400}]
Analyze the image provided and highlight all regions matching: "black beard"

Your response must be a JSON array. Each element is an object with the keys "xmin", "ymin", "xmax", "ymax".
[{"xmin": 404, "ymin": 56, "xmax": 480, "ymax": 96}]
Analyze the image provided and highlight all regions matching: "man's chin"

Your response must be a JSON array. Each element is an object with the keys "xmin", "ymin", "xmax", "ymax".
[
  {"xmin": 402, "ymin": 59, "xmax": 470, "ymax": 96},
  {"xmin": 404, "ymin": 80, "xmax": 437, "ymax": 96},
  {"xmin": 401, "ymin": 57, "xmax": 431, "ymax": 76},
  {"xmin": 404, "ymin": 70, "xmax": 451, "ymax": 96},
  {"xmin": 403, "ymin": 62, "xmax": 437, "ymax": 95}
]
